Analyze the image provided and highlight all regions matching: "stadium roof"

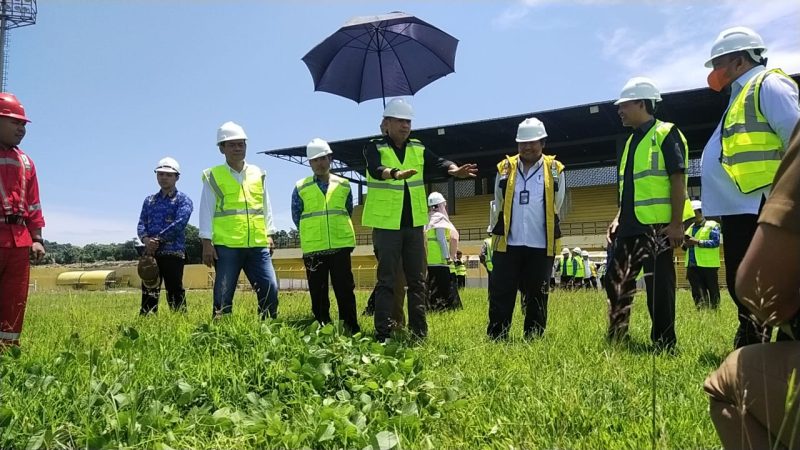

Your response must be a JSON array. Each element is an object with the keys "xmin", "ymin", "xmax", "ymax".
[{"xmin": 261, "ymin": 73, "xmax": 800, "ymax": 182}]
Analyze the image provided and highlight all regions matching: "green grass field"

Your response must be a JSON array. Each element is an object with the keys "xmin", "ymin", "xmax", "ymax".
[{"xmin": 0, "ymin": 288, "xmax": 734, "ymax": 449}]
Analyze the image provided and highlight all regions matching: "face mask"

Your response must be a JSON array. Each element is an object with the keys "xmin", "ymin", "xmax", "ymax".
[{"xmin": 707, "ymin": 68, "xmax": 733, "ymax": 92}]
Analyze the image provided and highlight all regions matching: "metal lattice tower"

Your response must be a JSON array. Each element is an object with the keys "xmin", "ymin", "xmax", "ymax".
[{"xmin": 0, "ymin": 0, "xmax": 36, "ymax": 92}]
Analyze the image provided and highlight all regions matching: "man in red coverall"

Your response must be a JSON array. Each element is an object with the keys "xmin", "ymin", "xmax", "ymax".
[{"xmin": 0, "ymin": 93, "xmax": 45, "ymax": 349}]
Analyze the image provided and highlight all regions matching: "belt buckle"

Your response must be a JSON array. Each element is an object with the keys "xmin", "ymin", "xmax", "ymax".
[{"xmin": 3, "ymin": 215, "xmax": 24, "ymax": 225}]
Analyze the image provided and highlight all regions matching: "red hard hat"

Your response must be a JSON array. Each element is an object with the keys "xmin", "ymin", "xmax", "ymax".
[{"xmin": 0, "ymin": 93, "xmax": 30, "ymax": 122}]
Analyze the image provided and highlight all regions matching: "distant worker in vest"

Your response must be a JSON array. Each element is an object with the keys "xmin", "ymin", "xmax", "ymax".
[
  {"xmin": 605, "ymin": 77, "xmax": 694, "ymax": 351},
  {"xmin": 581, "ymin": 250, "xmax": 597, "ymax": 289},
  {"xmin": 700, "ymin": 26, "xmax": 800, "ymax": 348},
  {"xmin": 683, "ymin": 200, "xmax": 721, "ymax": 309},
  {"xmin": 200, "ymin": 121, "xmax": 279, "ymax": 319},
  {"xmin": 362, "ymin": 99, "xmax": 477, "ymax": 342},
  {"xmin": 0, "ymin": 93, "xmax": 45, "ymax": 349},
  {"xmin": 292, "ymin": 138, "xmax": 360, "ymax": 334},
  {"xmin": 425, "ymin": 192, "xmax": 462, "ymax": 311},
  {"xmin": 454, "ymin": 250, "xmax": 467, "ymax": 290},
  {"xmin": 571, "ymin": 247, "xmax": 586, "ymax": 289},
  {"xmin": 479, "ymin": 234, "xmax": 495, "ymax": 286},
  {"xmin": 487, "ymin": 117, "xmax": 566, "ymax": 340},
  {"xmin": 136, "ymin": 157, "xmax": 194, "ymax": 314},
  {"xmin": 559, "ymin": 247, "xmax": 573, "ymax": 289}
]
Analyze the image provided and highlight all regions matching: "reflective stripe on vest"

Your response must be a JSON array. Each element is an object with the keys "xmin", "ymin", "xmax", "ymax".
[
  {"xmin": 202, "ymin": 164, "xmax": 268, "ymax": 248},
  {"xmin": 0, "ymin": 331, "xmax": 21, "ymax": 341},
  {"xmin": 685, "ymin": 220, "xmax": 721, "ymax": 268},
  {"xmin": 427, "ymin": 228, "xmax": 450, "ymax": 267},
  {"xmin": 361, "ymin": 139, "xmax": 427, "ymax": 230},
  {"xmin": 561, "ymin": 255, "xmax": 574, "ymax": 276},
  {"xmin": 297, "ymin": 175, "xmax": 355, "ymax": 254},
  {"xmin": 573, "ymin": 257, "xmax": 585, "ymax": 278},
  {"xmin": 455, "ymin": 261, "xmax": 467, "ymax": 276},
  {"xmin": 0, "ymin": 150, "xmax": 30, "ymax": 215},
  {"xmin": 495, "ymin": 154, "xmax": 564, "ymax": 256},
  {"xmin": 619, "ymin": 120, "xmax": 694, "ymax": 225},
  {"xmin": 721, "ymin": 69, "xmax": 796, "ymax": 193},
  {"xmin": 484, "ymin": 237, "xmax": 494, "ymax": 272}
]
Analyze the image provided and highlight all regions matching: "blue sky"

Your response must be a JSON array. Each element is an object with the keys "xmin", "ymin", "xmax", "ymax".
[{"xmin": 10, "ymin": 1, "xmax": 800, "ymax": 245}]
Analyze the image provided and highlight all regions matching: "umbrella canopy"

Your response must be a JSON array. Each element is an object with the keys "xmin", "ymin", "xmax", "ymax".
[{"xmin": 302, "ymin": 11, "xmax": 459, "ymax": 105}]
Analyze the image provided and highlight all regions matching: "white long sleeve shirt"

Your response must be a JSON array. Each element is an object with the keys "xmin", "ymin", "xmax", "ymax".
[
  {"xmin": 700, "ymin": 65, "xmax": 800, "ymax": 216},
  {"xmin": 199, "ymin": 162, "xmax": 277, "ymax": 240},
  {"xmin": 506, "ymin": 156, "xmax": 566, "ymax": 248}
]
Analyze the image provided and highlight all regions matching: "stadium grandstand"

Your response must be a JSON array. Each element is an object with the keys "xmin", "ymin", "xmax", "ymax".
[{"xmin": 260, "ymin": 74, "xmax": 800, "ymax": 289}]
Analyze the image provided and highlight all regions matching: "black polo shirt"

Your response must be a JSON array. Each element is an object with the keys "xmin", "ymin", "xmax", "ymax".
[
  {"xmin": 364, "ymin": 137, "xmax": 453, "ymax": 228},
  {"xmin": 617, "ymin": 119, "xmax": 687, "ymax": 238}
]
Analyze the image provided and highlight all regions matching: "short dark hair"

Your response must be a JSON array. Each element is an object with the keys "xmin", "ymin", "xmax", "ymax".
[
  {"xmin": 729, "ymin": 49, "xmax": 766, "ymax": 67},
  {"xmin": 643, "ymin": 99, "xmax": 657, "ymax": 115}
]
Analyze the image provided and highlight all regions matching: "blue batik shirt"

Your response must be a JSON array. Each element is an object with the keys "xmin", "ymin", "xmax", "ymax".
[
  {"xmin": 137, "ymin": 189, "xmax": 194, "ymax": 258},
  {"xmin": 687, "ymin": 221, "xmax": 721, "ymax": 267}
]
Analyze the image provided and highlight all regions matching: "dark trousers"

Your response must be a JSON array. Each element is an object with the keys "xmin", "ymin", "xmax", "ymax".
[
  {"xmin": 487, "ymin": 246, "xmax": 553, "ymax": 339},
  {"xmin": 373, "ymin": 227, "xmax": 427, "ymax": 340},
  {"xmin": 427, "ymin": 266, "xmax": 453, "ymax": 311},
  {"xmin": 721, "ymin": 214, "xmax": 772, "ymax": 348},
  {"xmin": 456, "ymin": 275, "xmax": 466, "ymax": 289},
  {"xmin": 686, "ymin": 266, "xmax": 720, "ymax": 309},
  {"xmin": 605, "ymin": 233, "xmax": 677, "ymax": 349},
  {"xmin": 140, "ymin": 255, "xmax": 186, "ymax": 315},
  {"xmin": 560, "ymin": 275, "xmax": 573, "ymax": 289},
  {"xmin": 303, "ymin": 249, "xmax": 360, "ymax": 334}
]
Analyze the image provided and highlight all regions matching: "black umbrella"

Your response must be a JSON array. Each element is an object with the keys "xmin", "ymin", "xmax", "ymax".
[{"xmin": 302, "ymin": 11, "xmax": 459, "ymax": 106}]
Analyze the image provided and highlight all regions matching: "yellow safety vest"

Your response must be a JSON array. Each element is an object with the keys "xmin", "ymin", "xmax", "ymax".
[
  {"xmin": 561, "ymin": 255, "xmax": 575, "ymax": 276},
  {"xmin": 721, "ymin": 69, "xmax": 796, "ymax": 193},
  {"xmin": 619, "ymin": 120, "xmax": 694, "ymax": 225},
  {"xmin": 296, "ymin": 174, "xmax": 355, "ymax": 255},
  {"xmin": 455, "ymin": 261, "xmax": 467, "ymax": 277},
  {"xmin": 573, "ymin": 257, "xmax": 585, "ymax": 278},
  {"xmin": 495, "ymin": 154, "xmax": 564, "ymax": 255},
  {"xmin": 427, "ymin": 228, "xmax": 450, "ymax": 267},
  {"xmin": 362, "ymin": 138, "xmax": 428, "ymax": 230},
  {"xmin": 685, "ymin": 220, "xmax": 721, "ymax": 268},
  {"xmin": 202, "ymin": 164, "xmax": 268, "ymax": 248},
  {"xmin": 483, "ymin": 237, "xmax": 494, "ymax": 272}
]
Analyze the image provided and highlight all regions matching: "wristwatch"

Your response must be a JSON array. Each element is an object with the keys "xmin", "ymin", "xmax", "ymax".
[{"xmin": 390, "ymin": 168, "xmax": 400, "ymax": 179}]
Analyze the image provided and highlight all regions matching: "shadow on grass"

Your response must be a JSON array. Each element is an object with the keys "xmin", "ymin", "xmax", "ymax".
[{"xmin": 697, "ymin": 350, "xmax": 726, "ymax": 368}]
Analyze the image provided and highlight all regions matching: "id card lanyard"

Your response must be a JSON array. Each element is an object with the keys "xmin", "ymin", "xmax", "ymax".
[{"xmin": 517, "ymin": 161, "xmax": 542, "ymax": 205}]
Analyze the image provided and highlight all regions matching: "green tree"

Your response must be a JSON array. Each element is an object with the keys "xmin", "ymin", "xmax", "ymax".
[{"xmin": 185, "ymin": 224, "xmax": 202, "ymax": 264}]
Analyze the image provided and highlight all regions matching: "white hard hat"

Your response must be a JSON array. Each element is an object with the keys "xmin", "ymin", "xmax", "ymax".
[
  {"xmin": 306, "ymin": 138, "xmax": 332, "ymax": 160},
  {"xmin": 428, "ymin": 191, "xmax": 446, "ymax": 207},
  {"xmin": 573, "ymin": 247, "xmax": 582, "ymax": 254},
  {"xmin": 383, "ymin": 98, "xmax": 414, "ymax": 120},
  {"xmin": 516, "ymin": 117, "xmax": 548, "ymax": 142},
  {"xmin": 691, "ymin": 200, "xmax": 702, "ymax": 211},
  {"xmin": 217, "ymin": 121, "xmax": 248, "ymax": 144},
  {"xmin": 561, "ymin": 247, "xmax": 570, "ymax": 254},
  {"xmin": 581, "ymin": 250, "xmax": 589, "ymax": 257},
  {"xmin": 705, "ymin": 26, "xmax": 766, "ymax": 68},
  {"xmin": 614, "ymin": 77, "xmax": 662, "ymax": 105},
  {"xmin": 155, "ymin": 157, "xmax": 180, "ymax": 174}
]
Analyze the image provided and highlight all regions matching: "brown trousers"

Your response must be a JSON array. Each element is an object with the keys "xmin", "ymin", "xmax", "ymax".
[{"xmin": 704, "ymin": 341, "xmax": 800, "ymax": 449}]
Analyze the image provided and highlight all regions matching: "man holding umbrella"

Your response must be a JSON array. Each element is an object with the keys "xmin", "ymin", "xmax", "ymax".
[{"xmin": 362, "ymin": 99, "xmax": 477, "ymax": 341}]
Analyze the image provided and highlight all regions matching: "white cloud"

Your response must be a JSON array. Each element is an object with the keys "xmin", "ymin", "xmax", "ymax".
[
  {"xmin": 492, "ymin": 0, "xmax": 625, "ymax": 30},
  {"xmin": 598, "ymin": 1, "xmax": 800, "ymax": 92}
]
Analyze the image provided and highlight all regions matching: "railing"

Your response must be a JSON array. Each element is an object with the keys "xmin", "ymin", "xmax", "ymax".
[{"xmin": 274, "ymin": 221, "xmax": 611, "ymax": 249}]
